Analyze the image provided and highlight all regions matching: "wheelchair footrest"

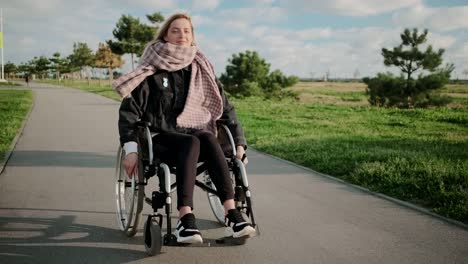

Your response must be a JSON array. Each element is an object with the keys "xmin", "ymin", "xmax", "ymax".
[
  {"xmin": 215, "ymin": 236, "xmax": 248, "ymax": 245},
  {"xmin": 168, "ymin": 241, "xmax": 212, "ymax": 247},
  {"xmin": 163, "ymin": 234, "xmax": 249, "ymax": 247}
]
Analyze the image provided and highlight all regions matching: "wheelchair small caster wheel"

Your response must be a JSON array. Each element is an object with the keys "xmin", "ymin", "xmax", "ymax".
[{"xmin": 144, "ymin": 217, "xmax": 162, "ymax": 256}]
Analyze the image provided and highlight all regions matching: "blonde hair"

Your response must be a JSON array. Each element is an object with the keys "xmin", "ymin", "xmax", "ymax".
[
  {"xmin": 139, "ymin": 13, "xmax": 195, "ymax": 64},
  {"xmin": 155, "ymin": 13, "xmax": 195, "ymax": 45}
]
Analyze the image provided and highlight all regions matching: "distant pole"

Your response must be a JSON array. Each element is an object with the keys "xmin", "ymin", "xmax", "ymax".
[{"xmin": 0, "ymin": 8, "xmax": 4, "ymax": 81}]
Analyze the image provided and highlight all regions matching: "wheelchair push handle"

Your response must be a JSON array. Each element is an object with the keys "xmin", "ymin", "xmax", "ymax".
[
  {"xmin": 216, "ymin": 119, "xmax": 235, "ymax": 126},
  {"xmin": 134, "ymin": 121, "xmax": 154, "ymax": 166},
  {"xmin": 135, "ymin": 121, "xmax": 152, "ymax": 128}
]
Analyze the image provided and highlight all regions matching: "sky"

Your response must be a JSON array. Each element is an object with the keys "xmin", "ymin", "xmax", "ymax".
[{"xmin": 1, "ymin": 0, "xmax": 467, "ymax": 79}]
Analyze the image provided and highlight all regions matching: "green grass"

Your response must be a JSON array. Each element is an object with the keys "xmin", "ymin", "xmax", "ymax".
[
  {"xmin": 442, "ymin": 84, "xmax": 468, "ymax": 94},
  {"xmin": 0, "ymin": 90, "xmax": 33, "ymax": 163},
  {"xmin": 231, "ymin": 97, "xmax": 468, "ymax": 224},
  {"xmin": 39, "ymin": 79, "xmax": 468, "ymax": 224},
  {"xmin": 0, "ymin": 81, "xmax": 21, "ymax": 86}
]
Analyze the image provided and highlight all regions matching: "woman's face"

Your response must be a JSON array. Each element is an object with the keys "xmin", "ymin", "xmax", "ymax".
[{"xmin": 164, "ymin": 18, "xmax": 193, "ymax": 47}]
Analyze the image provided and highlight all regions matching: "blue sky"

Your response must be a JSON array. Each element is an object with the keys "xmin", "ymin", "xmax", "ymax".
[{"xmin": 2, "ymin": 0, "xmax": 468, "ymax": 79}]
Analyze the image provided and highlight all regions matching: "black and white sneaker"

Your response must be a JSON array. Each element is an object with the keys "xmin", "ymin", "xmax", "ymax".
[
  {"xmin": 176, "ymin": 213, "xmax": 203, "ymax": 243},
  {"xmin": 224, "ymin": 209, "xmax": 256, "ymax": 238}
]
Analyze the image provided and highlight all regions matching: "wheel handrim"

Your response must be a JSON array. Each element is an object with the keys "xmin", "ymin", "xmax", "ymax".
[{"xmin": 115, "ymin": 147, "xmax": 137, "ymax": 232}]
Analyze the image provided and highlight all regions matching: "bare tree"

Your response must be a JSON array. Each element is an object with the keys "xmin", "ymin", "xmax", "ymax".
[
  {"xmin": 353, "ymin": 68, "xmax": 360, "ymax": 80},
  {"xmin": 463, "ymin": 69, "xmax": 468, "ymax": 80},
  {"xmin": 324, "ymin": 69, "xmax": 330, "ymax": 82}
]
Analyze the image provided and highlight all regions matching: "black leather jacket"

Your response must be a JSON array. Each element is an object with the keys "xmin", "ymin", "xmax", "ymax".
[{"xmin": 118, "ymin": 66, "xmax": 247, "ymax": 148}]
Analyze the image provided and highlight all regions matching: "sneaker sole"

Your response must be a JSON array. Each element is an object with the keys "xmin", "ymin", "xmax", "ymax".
[
  {"xmin": 225, "ymin": 225, "xmax": 256, "ymax": 238},
  {"xmin": 177, "ymin": 234, "xmax": 203, "ymax": 244}
]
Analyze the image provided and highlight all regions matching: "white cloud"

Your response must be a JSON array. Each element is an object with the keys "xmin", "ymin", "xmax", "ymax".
[
  {"xmin": 198, "ymin": 23, "xmax": 464, "ymax": 78},
  {"xmin": 3, "ymin": 3, "xmax": 120, "ymax": 64},
  {"xmin": 251, "ymin": 0, "xmax": 276, "ymax": 5},
  {"xmin": 426, "ymin": 32, "xmax": 456, "ymax": 50},
  {"xmin": 197, "ymin": 24, "xmax": 396, "ymax": 77},
  {"xmin": 3, "ymin": 0, "xmax": 62, "ymax": 11},
  {"xmin": 191, "ymin": 15, "xmax": 214, "ymax": 27},
  {"xmin": 461, "ymin": 44, "xmax": 468, "ymax": 57},
  {"xmin": 216, "ymin": 7, "xmax": 286, "ymax": 24},
  {"xmin": 191, "ymin": 0, "xmax": 220, "ymax": 11},
  {"xmin": 277, "ymin": 0, "xmax": 422, "ymax": 16},
  {"xmin": 117, "ymin": 0, "xmax": 177, "ymax": 10},
  {"xmin": 2, "ymin": 1, "xmax": 467, "ymax": 79},
  {"xmin": 393, "ymin": 5, "xmax": 468, "ymax": 31},
  {"xmin": 295, "ymin": 28, "xmax": 334, "ymax": 41}
]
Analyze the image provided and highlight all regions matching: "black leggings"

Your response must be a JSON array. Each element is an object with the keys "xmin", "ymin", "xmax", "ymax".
[{"xmin": 153, "ymin": 130, "xmax": 234, "ymax": 210}]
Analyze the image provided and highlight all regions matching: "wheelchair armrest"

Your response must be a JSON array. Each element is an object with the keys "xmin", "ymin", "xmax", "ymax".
[
  {"xmin": 135, "ymin": 121, "xmax": 152, "ymax": 128},
  {"xmin": 134, "ymin": 121, "xmax": 154, "ymax": 165},
  {"xmin": 216, "ymin": 119, "xmax": 234, "ymax": 126}
]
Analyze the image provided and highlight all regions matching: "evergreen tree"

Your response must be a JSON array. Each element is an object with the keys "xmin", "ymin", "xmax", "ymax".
[
  {"xmin": 365, "ymin": 28, "xmax": 454, "ymax": 108},
  {"xmin": 49, "ymin": 52, "xmax": 69, "ymax": 81},
  {"xmin": 382, "ymin": 28, "xmax": 446, "ymax": 89},
  {"xmin": 220, "ymin": 50, "xmax": 270, "ymax": 96},
  {"xmin": 220, "ymin": 50, "xmax": 298, "ymax": 98},
  {"xmin": 4, "ymin": 61, "xmax": 17, "ymax": 79},
  {"xmin": 68, "ymin": 42, "xmax": 94, "ymax": 80},
  {"xmin": 107, "ymin": 13, "xmax": 164, "ymax": 70},
  {"xmin": 31, "ymin": 56, "xmax": 51, "ymax": 79}
]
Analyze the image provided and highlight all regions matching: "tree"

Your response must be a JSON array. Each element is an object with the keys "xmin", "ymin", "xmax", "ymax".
[
  {"xmin": 107, "ymin": 13, "xmax": 164, "ymax": 70},
  {"xmin": 463, "ymin": 69, "xmax": 468, "ymax": 80},
  {"xmin": 220, "ymin": 51, "xmax": 270, "ymax": 96},
  {"xmin": 382, "ymin": 28, "xmax": 445, "ymax": 89},
  {"xmin": 264, "ymin": 69, "xmax": 298, "ymax": 94},
  {"xmin": 146, "ymin": 12, "xmax": 164, "ymax": 25},
  {"xmin": 49, "ymin": 52, "xmax": 69, "ymax": 81},
  {"xmin": 366, "ymin": 28, "xmax": 454, "ymax": 108},
  {"xmin": 68, "ymin": 42, "xmax": 94, "ymax": 80},
  {"xmin": 94, "ymin": 43, "xmax": 124, "ymax": 85},
  {"xmin": 17, "ymin": 63, "xmax": 31, "ymax": 76},
  {"xmin": 29, "ymin": 56, "xmax": 50, "ymax": 79},
  {"xmin": 220, "ymin": 50, "xmax": 298, "ymax": 98},
  {"xmin": 324, "ymin": 69, "xmax": 330, "ymax": 82},
  {"xmin": 353, "ymin": 69, "xmax": 360, "ymax": 80},
  {"xmin": 4, "ymin": 61, "xmax": 17, "ymax": 79}
]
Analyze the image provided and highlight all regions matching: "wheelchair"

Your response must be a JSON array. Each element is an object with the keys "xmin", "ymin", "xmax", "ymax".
[{"xmin": 114, "ymin": 120, "xmax": 259, "ymax": 255}]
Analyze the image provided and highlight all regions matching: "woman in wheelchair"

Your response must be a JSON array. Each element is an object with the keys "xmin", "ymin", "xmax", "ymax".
[{"xmin": 115, "ymin": 13, "xmax": 256, "ymax": 244}]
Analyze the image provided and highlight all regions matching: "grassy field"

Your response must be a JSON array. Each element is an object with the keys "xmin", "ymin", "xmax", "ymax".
[
  {"xmin": 37, "ymin": 79, "xmax": 468, "ymax": 224},
  {"xmin": 0, "ymin": 81, "xmax": 21, "ymax": 87},
  {"xmin": 236, "ymin": 81, "xmax": 468, "ymax": 224},
  {"xmin": 289, "ymin": 81, "xmax": 468, "ymax": 107},
  {"xmin": 0, "ymin": 89, "xmax": 33, "ymax": 164}
]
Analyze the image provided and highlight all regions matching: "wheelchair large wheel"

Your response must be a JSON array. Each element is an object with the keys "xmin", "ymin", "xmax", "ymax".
[
  {"xmin": 206, "ymin": 160, "xmax": 253, "ymax": 226},
  {"xmin": 115, "ymin": 146, "xmax": 145, "ymax": 237}
]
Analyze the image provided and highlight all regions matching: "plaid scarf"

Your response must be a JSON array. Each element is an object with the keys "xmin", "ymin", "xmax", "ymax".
[{"xmin": 113, "ymin": 42, "xmax": 223, "ymax": 134}]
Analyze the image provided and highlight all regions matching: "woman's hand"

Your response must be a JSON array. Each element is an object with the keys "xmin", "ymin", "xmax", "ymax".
[
  {"xmin": 123, "ymin": 152, "xmax": 138, "ymax": 178},
  {"xmin": 236, "ymin": 145, "xmax": 248, "ymax": 166}
]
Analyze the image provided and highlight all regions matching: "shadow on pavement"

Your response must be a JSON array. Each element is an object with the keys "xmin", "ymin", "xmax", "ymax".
[
  {"xmin": 8, "ymin": 151, "xmax": 115, "ymax": 168},
  {"xmin": 0, "ymin": 213, "xmax": 146, "ymax": 263}
]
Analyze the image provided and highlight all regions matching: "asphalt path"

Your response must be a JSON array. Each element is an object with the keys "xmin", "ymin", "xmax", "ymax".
[{"xmin": 0, "ymin": 82, "xmax": 467, "ymax": 264}]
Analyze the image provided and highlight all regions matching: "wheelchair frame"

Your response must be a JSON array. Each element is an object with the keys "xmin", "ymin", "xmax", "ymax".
[{"xmin": 115, "ymin": 121, "xmax": 258, "ymax": 255}]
